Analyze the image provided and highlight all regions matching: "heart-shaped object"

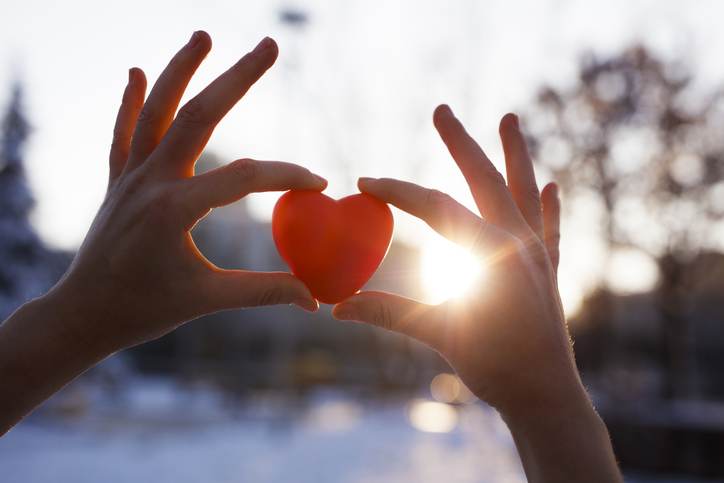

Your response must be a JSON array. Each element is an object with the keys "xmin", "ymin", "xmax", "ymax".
[{"xmin": 272, "ymin": 190, "xmax": 394, "ymax": 304}]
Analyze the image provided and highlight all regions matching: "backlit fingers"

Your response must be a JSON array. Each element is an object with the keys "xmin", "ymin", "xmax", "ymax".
[
  {"xmin": 499, "ymin": 113, "xmax": 544, "ymax": 239},
  {"xmin": 109, "ymin": 68, "xmax": 146, "ymax": 183},
  {"xmin": 152, "ymin": 37, "xmax": 279, "ymax": 177},
  {"xmin": 432, "ymin": 105, "xmax": 532, "ymax": 240},
  {"xmin": 358, "ymin": 177, "xmax": 513, "ymax": 256},
  {"xmin": 181, "ymin": 159, "xmax": 326, "ymax": 227},
  {"xmin": 125, "ymin": 31, "xmax": 212, "ymax": 171}
]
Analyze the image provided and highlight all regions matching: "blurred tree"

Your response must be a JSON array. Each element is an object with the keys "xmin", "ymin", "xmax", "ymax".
[
  {"xmin": 0, "ymin": 83, "xmax": 42, "ymax": 317},
  {"xmin": 0, "ymin": 84, "xmax": 33, "ymax": 212},
  {"xmin": 526, "ymin": 46, "xmax": 724, "ymax": 399},
  {"xmin": 0, "ymin": 82, "xmax": 72, "ymax": 319}
]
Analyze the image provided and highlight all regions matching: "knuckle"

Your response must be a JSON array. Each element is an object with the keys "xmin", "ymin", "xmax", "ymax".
[
  {"xmin": 509, "ymin": 237, "xmax": 549, "ymax": 272},
  {"xmin": 258, "ymin": 286, "xmax": 284, "ymax": 306},
  {"xmin": 151, "ymin": 187, "xmax": 177, "ymax": 214},
  {"xmin": 140, "ymin": 185, "xmax": 182, "ymax": 227},
  {"xmin": 424, "ymin": 189, "xmax": 453, "ymax": 211},
  {"xmin": 175, "ymin": 98, "xmax": 208, "ymax": 128},
  {"xmin": 522, "ymin": 186, "xmax": 542, "ymax": 205},
  {"xmin": 371, "ymin": 300, "xmax": 394, "ymax": 331},
  {"xmin": 136, "ymin": 105, "xmax": 157, "ymax": 125},
  {"xmin": 483, "ymin": 167, "xmax": 507, "ymax": 187},
  {"xmin": 230, "ymin": 158, "xmax": 259, "ymax": 183},
  {"xmin": 120, "ymin": 170, "xmax": 148, "ymax": 196}
]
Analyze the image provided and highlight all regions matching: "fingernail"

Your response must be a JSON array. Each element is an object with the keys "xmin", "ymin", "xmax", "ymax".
[
  {"xmin": 313, "ymin": 174, "xmax": 327, "ymax": 185},
  {"xmin": 188, "ymin": 31, "xmax": 202, "ymax": 48},
  {"xmin": 551, "ymin": 183, "xmax": 559, "ymax": 198},
  {"xmin": 128, "ymin": 67, "xmax": 141, "ymax": 85},
  {"xmin": 511, "ymin": 113, "xmax": 520, "ymax": 129},
  {"xmin": 252, "ymin": 36, "xmax": 274, "ymax": 55},
  {"xmin": 294, "ymin": 297, "xmax": 318, "ymax": 312},
  {"xmin": 438, "ymin": 104, "xmax": 453, "ymax": 115},
  {"xmin": 357, "ymin": 177, "xmax": 376, "ymax": 191}
]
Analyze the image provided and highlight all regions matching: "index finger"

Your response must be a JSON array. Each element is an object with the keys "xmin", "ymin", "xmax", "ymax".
[
  {"xmin": 358, "ymin": 177, "xmax": 514, "ymax": 257},
  {"xmin": 181, "ymin": 159, "xmax": 327, "ymax": 224}
]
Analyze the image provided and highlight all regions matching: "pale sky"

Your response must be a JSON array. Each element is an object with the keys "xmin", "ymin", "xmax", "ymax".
[{"xmin": 2, "ymin": 0, "xmax": 724, "ymax": 312}]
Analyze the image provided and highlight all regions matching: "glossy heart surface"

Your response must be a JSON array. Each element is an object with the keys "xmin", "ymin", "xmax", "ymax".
[{"xmin": 272, "ymin": 191, "xmax": 393, "ymax": 304}]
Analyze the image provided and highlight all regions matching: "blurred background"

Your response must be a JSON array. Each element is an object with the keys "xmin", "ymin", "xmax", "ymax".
[{"xmin": 2, "ymin": 0, "xmax": 724, "ymax": 481}]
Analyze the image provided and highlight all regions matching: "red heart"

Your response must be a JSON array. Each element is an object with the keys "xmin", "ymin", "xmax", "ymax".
[{"xmin": 272, "ymin": 190, "xmax": 394, "ymax": 304}]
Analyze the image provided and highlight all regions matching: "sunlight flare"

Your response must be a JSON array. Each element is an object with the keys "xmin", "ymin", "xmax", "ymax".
[
  {"xmin": 407, "ymin": 399, "xmax": 458, "ymax": 433},
  {"xmin": 420, "ymin": 235, "xmax": 485, "ymax": 304}
]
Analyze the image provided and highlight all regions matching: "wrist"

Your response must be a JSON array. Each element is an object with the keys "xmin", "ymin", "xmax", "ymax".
[
  {"xmin": 0, "ymin": 284, "xmax": 115, "ymax": 433},
  {"xmin": 500, "ymin": 380, "xmax": 602, "ymax": 435},
  {"xmin": 499, "ymin": 381, "xmax": 621, "ymax": 482},
  {"xmin": 486, "ymin": 348, "xmax": 590, "ymax": 420},
  {"xmin": 39, "ymin": 279, "xmax": 120, "ymax": 360}
]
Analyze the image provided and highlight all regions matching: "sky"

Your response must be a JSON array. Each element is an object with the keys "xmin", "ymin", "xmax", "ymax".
[{"xmin": 2, "ymin": 0, "xmax": 724, "ymax": 312}]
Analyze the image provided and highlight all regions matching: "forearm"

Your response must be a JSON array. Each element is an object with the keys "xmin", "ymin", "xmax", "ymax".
[
  {"xmin": 0, "ymin": 288, "xmax": 110, "ymax": 435},
  {"xmin": 501, "ymin": 384, "xmax": 622, "ymax": 483}
]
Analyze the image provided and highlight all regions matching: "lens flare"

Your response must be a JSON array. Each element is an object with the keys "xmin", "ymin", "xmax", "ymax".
[
  {"xmin": 430, "ymin": 373, "xmax": 477, "ymax": 404},
  {"xmin": 421, "ymin": 235, "xmax": 484, "ymax": 304},
  {"xmin": 407, "ymin": 399, "xmax": 458, "ymax": 433}
]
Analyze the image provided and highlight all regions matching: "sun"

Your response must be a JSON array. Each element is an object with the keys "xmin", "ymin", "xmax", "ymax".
[{"xmin": 420, "ymin": 234, "xmax": 485, "ymax": 305}]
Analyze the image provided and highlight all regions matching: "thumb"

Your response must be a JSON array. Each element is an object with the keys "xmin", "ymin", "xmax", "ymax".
[
  {"xmin": 332, "ymin": 291, "xmax": 440, "ymax": 348},
  {"xmin": 206, "ymin": 270, "xmax": 318, "ymax": 312}
]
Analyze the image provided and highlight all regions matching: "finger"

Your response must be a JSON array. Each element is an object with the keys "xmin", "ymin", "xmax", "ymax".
[
  {"xmin": 499, "ymin": 113, "xmax": 544, "ymax": 239},
  {"xmin": 432, "ymin": 104, "xmax": 532, "ymax": 239},
  {"xmin": 124, "ymin": 31, "xmax": 212, "ymax": 172},
  {"xmin": 181, "ymin": 159, "xmax": 327, "ymax": 223},
  {"xmin": 358, "ymin": 177, "xmax": 514, "ymax": 257},
  {"xmin": 109, "ymin": 68, "xmax": 146, "ymax": 183},
  {"xmin": 541, "ymin": 182, "xmax": 561, "ymax": 275},
  {"xmin": 205, "ymin": 269, "xmax": 318, "ymax": 312},
  {"xmin": 333, "ymin": 291, "xmax": 441, "ymax": 348},
  {"xmin": 152, "ymin": 37, "xmax": 279, "ymax": 177}
]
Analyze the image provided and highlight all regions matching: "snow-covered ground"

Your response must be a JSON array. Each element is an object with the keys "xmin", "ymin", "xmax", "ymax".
[{"xmin": 0, "ymin": 377, "xmax": 711, "ymax": 483}]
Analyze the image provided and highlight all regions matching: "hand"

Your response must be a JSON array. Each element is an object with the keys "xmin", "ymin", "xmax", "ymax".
[
  {"xmin": 50, "ymin": 32, "xmax": 324, "ymax": 354},
  {"xmin": 333, "ymin": 105, "xmax": 578, "ymax": 417},
  {"xmin": 334, "ymin": 106, "xmax": 621, "ymax": 481}
]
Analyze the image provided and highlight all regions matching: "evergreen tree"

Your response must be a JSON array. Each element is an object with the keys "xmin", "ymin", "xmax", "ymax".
[
  {"xmin": 0, "ymin": 83, "xmax": 34, "ymax": 216},
  {"xmin": 0, "ymin": 82, "xmax": 64, "ymax": 318}
]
